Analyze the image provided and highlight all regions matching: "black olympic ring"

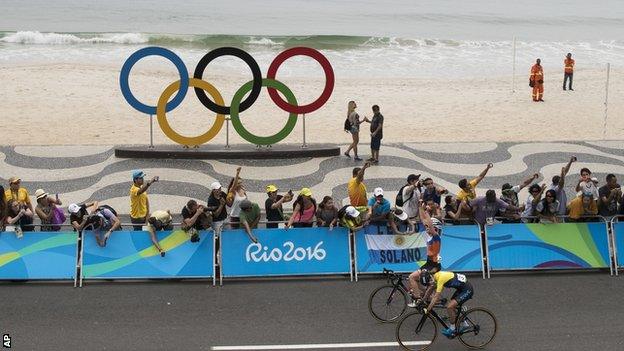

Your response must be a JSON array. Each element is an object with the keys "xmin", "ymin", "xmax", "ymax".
[{"xmin": 193, "ymin": 47, "xmax": 263, "ymax": 115}]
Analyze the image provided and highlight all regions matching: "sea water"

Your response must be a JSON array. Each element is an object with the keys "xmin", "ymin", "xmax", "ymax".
[{"xmin": 1, "ymin": 0, "xmax": 623, "ymax": 78}]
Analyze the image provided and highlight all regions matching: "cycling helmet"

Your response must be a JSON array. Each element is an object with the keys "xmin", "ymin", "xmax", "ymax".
[{"xmin": 419, "ymin": 269, "xmax": 433, "ymax": 286}]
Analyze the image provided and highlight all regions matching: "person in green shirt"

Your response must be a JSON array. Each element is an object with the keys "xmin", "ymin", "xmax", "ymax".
[{"xmin": 239, "ymin": 199, "xmax": 260, "ymax": 243}]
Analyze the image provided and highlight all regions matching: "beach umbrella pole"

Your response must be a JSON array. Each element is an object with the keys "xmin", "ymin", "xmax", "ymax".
[{"xmin": 602, "ymin": 63, "xmax": 610, "ymax": 139}]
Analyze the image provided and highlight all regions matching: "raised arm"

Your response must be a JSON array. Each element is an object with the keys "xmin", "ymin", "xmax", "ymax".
[
  {"xmin": 560, "ymin": 156, "xmax": 576, "ymax": 188},
  {"xmin": 474, "ymin": 163, "xmax": 494, "ymax": 185},
  {"xmin": 356, "ymin": 162, "xmax": 371, "ymax": 183},
  {"xmin": 520, "ymin": 173, "xmax": 539, "ymax": 190},
  {"xmin": 532, "ymin": 184, "xmax": 547, "ymax": 205}
]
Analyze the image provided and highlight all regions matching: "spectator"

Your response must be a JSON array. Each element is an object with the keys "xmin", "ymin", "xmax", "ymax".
[
  {"xmin": 421, "ymin": 177, "xmax": 447, "ymax": 206},
  {"xmin": 499, "ymin": 173, "xmax": 539, "ymax": 222},
  {"xmin": 5, "ymin": 177, "xmax": 34, "ymax": 213},
  {"xmin": 0, "ymin": 186, "xmax": 6, "ymax": 231},
  {"xmin": 522, "ymin": 184, "xmax": 545, "ymax": 222},
  {"xmin": 68, "ymin": 202, "xmax": 99, "ymax": 232},
  {"xmin": 286, "ymin": 188, "xmax": 317, "ymax": 228},
  {"xmin": 386, "ymin": 208, "xmax": 411, "ymax": 235},
  {"xmin": 206, "ymin": 181, "xmax": 228, "ymax": 236},
  {"xmin": 147, "ymin": 210, "xmax": 173, "ymax": 257},
  {"xmin": 226, "ymin": 167, "xmax": 247, "ymax": 229},
  {"xmin": 399, "ymin": 174, "xmax": 421, "ymax": 230},
  {"xmin": 34, "ymin": 189, "xmax": 64, "ymax": 231},
  {"xmin": 181, "ymin": 200, "xmax": 211, "ymax": 243},
  {"xmin": 598, "ymin": 174, "xmax": 621, "ymax": 218},
  {"xmin": 366, "ymin": 104, "xmax": 383, "ymax": 164},
  {"xmin": 316, "ymin": 196, "xmax": 339, "ymax": 229},
  {"xmin": 368, "ymin": 187, "xmax": 391, "ymax": 225},
  {"xmin": 338, "ymin": 205, "xmax": 369, "ymax": 231},
  {"xmin": 238, "ymin": 199, "xmax": 260, "ymax": 243},
  {"xmin": 265, "ymin": 185, "xmax": 293, "ymax": 229},
  {"xmin": 535, "ymin": 189, "xmax": 560, "ymax": 223},
  {"xmin": 424, "ymin": 199, "xmax": 443, "ymax": 221},
  {"xmin": 549, "ymin": 156, "xmax": 576, "ymax": 215},
  {"xmin": 348, "ymin": 161, "xmax": 371, "ymax": 206},
  {"xmin": 575, "ymin": 167, "xmax": 599, "ymax": 199},
  {"xmin": 129, "ymin": 170, "xmax": 158, "ymax": 231},
  {"xmin": 83, "ymin": 206, "xmax": 121, "ymax": 247},
  {"xmin": 443, "ymin": 195, "xmax": 461, "ymax": 223},
  {"xmin": 568, "ymin": 192, "xmax": 598, "ymax": 222},
  {"xmin": 5, "ymin": 199, "xmax": 34, "ymax": 236},
  {"xmin": 468, "ymin": 190, "xmax": 517, "ymax": 226},
  {"xmin": 456, "ymin": 163, "xmax": 493, "ymax": 203},
  {"xmin": 344, "ymin": 100, "xmax": 364, "ymax": 161}
]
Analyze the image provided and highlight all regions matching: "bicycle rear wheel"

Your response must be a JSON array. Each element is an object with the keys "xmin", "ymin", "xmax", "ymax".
[
  {"xmin": 395, "ymin": 311, "xmax": 437, "ymax": 351},
  {"xmin": 457, "ymin": 307, "xmax": 498, "ymax": 349},
  {"xmin": 368, "ymin": 284, "xmax": 408, "ymax": 322}
]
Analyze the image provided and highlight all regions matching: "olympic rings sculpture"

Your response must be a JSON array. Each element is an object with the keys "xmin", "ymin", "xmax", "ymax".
[{"xmin": 119, "ymin": 46, "xmax": 334, "ymax": 146}]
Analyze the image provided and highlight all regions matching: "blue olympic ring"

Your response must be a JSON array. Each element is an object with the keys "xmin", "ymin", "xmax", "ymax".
[{"xmin": 119, "ymin": 46, "xmax": 189, "ymax": 115}]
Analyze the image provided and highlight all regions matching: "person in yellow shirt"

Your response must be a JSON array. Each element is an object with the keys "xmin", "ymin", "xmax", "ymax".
[
  {"xmin": 348, "ymin": 161, "xmax": 371, "ymax": 206},
  {"xmin": 567, "ymin": 192, "xmax": 598, "ymax": 222},
  {"xmin": 129, "ymin": 170, "xmax": 159, "ymax": 230},
  {"xmin": 455, "ymin": 164, "xmax": 493, "ymax": 218},
  {"xmin": 5, "ymin": 177, "xmax": 34, "ymax": 213},
  {"xmin": 146, "ymin": 209, "xmax": 172, "ymax": 257}
]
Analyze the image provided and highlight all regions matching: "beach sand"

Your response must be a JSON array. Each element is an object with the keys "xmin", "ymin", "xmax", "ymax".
[{"xmin": 1, "ymin": 63, "xmax": 622, "ymax": 145}]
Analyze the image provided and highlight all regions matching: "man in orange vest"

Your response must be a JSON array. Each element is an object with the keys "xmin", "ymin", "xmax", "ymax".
[
  {"xmin": 563, "ymin": 53, "xmax": 575, "ymax": 91},
  {"xmin": 529, "ymin": 58, "xmax": 544, "ymax": 102}
]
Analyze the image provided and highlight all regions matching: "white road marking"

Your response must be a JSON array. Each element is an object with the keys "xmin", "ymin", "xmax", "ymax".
[{"xmin": 211, "ymin": 341, "xmax": 429, "ymax": 350}]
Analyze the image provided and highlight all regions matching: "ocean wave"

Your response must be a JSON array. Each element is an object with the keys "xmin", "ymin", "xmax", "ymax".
[{"xmin": 0, "ymin": 31, "xmax": 148, "ymax": 45}]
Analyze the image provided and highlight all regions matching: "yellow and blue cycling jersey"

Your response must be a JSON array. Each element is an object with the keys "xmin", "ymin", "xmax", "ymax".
[{"xmin": 433, "ymin": 271, "xmax": 468, "ymax": 293}]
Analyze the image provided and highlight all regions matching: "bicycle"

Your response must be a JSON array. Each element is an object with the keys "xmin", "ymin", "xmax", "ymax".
[
  {"xmin": 396, "ymin": 299, "xmax": 497, "ymax": 350},
  {"xmin": 368, "ymin": 268, "xmax": 446, "ymax": 323}
]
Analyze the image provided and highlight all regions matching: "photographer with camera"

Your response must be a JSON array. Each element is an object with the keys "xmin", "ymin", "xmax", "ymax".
[
  {"xmin": 181, "ymin": 200, "xmax": 212, "ymax": 244},
  {"xmin": 146, "ymin": 209, "xmax": 173, "ymax": 257}
]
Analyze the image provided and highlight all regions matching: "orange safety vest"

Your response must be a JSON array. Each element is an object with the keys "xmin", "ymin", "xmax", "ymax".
[
  {"xmin": 530, "ymin": 64, "xmax": 543, "ymax": 83},
  {"xmin": 564, "ymin": 58, "xmax": 574, "ymax": 74}
]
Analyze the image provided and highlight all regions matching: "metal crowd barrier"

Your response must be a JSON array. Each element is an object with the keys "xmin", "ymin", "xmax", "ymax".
[{"xmin": 610, "ymin": 215, "xmax": 623, "ymax": 276}]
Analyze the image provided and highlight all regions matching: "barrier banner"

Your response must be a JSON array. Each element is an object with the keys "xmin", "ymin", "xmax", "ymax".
[
  {"xmin": 0, "ymin": 231, "xmax": 77, "ymax": 279},
  {"xmin": 221, "ymin": 227, "xmax": 350, "ymax": 277},
  {"xmin": 82, "ymin": 230, "xmax": 213, "ymax": 279},
  {"xmin": 354, "ymin": 224, "xmax": 483, "ymax": 274},
  {"xmin": 614, "ymin": 222, "xmax": 624, "ymax": 268},
  {"xmin": 486, "ymin": 222, "xmax": 610, "ymax": 270}
]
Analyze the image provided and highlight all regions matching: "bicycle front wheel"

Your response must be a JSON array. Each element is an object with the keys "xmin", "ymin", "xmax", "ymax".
[
  {"xmin": 395, "ymin": 311, "xmax": 437, "ymax": 351},
  {"xmin": 457, "ymin": 307, "xmax": 498, "ymax": 349},
  {"xmin": 368, "ymin": 284, "xmax": 408, "ymax": 322}
]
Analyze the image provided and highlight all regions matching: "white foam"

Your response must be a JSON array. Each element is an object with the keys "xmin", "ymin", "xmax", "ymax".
[{"xmin": 0, "ymin": 31, "xmax": 148, "ymax": 45}]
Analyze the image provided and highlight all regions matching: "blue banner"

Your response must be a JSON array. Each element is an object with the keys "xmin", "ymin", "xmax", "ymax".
[
  {"xmin": 614, "ymin": 222, "xmax": 624, "ymax": 268},
  {"xmin": 486, "ymin": 222, "xmax": 610, "ymax": 270},
  {"xmin": 354, "ymin": 224, "xmax": 483, "ymax": 274},
  {"xmin": 82, "ymin": 230, "xmax": 213, "ymax": 279},
  {"xmin": 0, "ymin": 231, "xmax": 77, "ymax": 280},
  {"xmin": 221, "ymin": 227, "xmax": 351, "ymax": 277}
]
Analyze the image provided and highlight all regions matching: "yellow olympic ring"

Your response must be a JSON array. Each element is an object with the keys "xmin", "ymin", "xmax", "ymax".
[{"xmin": 156, "ymin": 78, "xmax": 225, "ymax": 146}]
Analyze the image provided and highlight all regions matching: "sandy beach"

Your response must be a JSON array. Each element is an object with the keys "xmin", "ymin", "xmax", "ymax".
[{"xmin": 1, "ymin": 62, "xmax": 622, "ymax": 145}]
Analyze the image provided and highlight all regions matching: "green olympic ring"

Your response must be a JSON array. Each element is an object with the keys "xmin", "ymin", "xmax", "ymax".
[{"xmin": 230, "ymin": 79, "xmax": 298, "ymax": 146}]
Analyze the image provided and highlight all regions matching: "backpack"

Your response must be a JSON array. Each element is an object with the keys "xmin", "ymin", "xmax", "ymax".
[
  {"xmin": 337, "ymin": 205, "xmax": 350, "ymax": 220},
  {"xmin": 97, "ymin": 205, "xmax": 118, "ymax": 217},
  {"xmin": 395, "ymin": 185, "xmax": 414, "ymax": 207},
  {"xmin": 344, "ymin": 117, "xmax": 352, "ymax": 132}
]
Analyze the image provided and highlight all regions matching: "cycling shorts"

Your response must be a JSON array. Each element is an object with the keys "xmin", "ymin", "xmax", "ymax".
[{"xmin": 451, "ymin": 282, "xmax": 474, "ymax": 305}]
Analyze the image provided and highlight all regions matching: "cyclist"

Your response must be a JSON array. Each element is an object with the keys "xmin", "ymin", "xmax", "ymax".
[
  {"xmin": 420, "ymin": 269, "xmax": 474, "ymax": 337},
  {"xmin": 407, "ymin": 202, "xmax": 442, "ymax": 305}
]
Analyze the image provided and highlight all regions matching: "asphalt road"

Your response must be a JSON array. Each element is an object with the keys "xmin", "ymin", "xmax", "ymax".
[{"xmin": 1, "ymin": 272, "xmax": 623, "ymax": 351}]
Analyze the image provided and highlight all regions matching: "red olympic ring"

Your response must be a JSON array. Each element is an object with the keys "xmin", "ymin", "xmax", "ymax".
[{"xmin": 266, "ymin": 47, "xmax": 334, "ymax": 115}]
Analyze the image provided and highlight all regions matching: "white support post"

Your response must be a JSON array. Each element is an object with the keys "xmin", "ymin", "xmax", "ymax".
[
  {"xmin": 301, "ymin": 113, "xmax": 308, "ymax": 148},
  {"xmin": 603, "ymin": 63, "xmax": 610, "ymax": 139},
  {"xmin": 149, "ymin": 114, "xmax": 154, "ymax": 149}
]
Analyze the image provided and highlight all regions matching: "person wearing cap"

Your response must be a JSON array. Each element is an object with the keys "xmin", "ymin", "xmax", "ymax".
[
  {"xmin": 129, "ymin": 170, "xmax": 159, "ymax": 231},
  {"xmin": 386, "ymin": 207, "xmax": 411, "ymax": 235},
  {"xmin": 339, "ymin": 205, "xmax": 369, "ymax": 231},
  {"xmin": 225, "ymin": 167, "xmax": 248, "ymax": 229},
  {"xmin": 265, "ymin": 185, "xmax": 293, "ymax": 229},
  {"xmin": 499, "ymin": 173, "xmax": 539, "ymax": 222},
  {"xmin": 238, "ymin": 199, "xmax": 260, "ymax": 243},
  {"xmin": 567, "ymin": 191, "xmax": 598, "ymax": 222},
  {"xmin": 68, "ymin": 201, "xmax": 99, "ymax": 231},
  {"xmin": 206, "ymin": 181, "xmax": 228, "ymax": 235},
  {"xmin": 5, "ymin": 177, "xmax": 34, "ymax": 213},
  {"xmin": 146, "ymin": 209, "xmax": 173, "ymax": 257},
  {"xmin": 34, "ymin": 189, "xmax": 63, "ymax": 231},
  {"xmin": 348, "ymin": 162, "xmax": 371, "ymax": 207},
  {"xmin": 286, "ymin": 188, "xmax": 317, "ymax": 229},
  {"xmin": 367, "ymin": 187, "xmax": 391, "ymax": 225}
]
